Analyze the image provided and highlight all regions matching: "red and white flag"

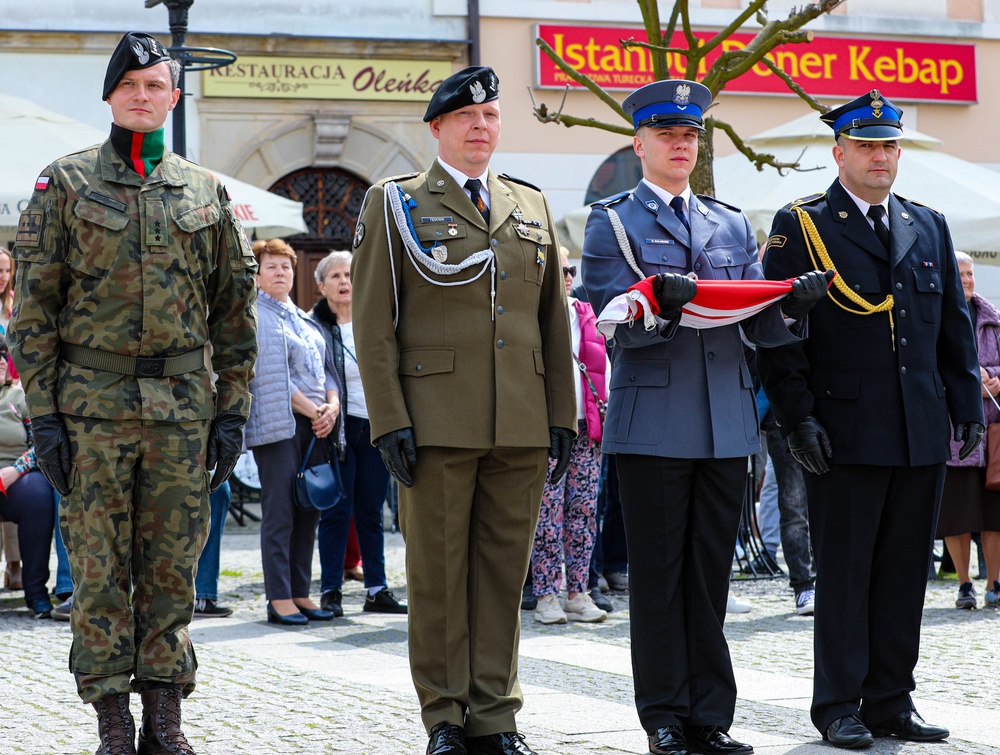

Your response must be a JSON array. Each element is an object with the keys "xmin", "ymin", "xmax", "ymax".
[{"xmin": 596, "ymin": 277, "xmax": 797, "ymax": 338}]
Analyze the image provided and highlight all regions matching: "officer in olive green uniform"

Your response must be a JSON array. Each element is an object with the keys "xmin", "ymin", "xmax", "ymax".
[
  {"xmin": 352, "ymin": 67, "xmax": 576, "ymax": 755},
  {"xmin": 9, "ymin": 32, "xmax": 257, "ymax": 755}
]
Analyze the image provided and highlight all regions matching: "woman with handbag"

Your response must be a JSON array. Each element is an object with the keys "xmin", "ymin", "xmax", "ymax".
[
  {"xmin": 245, "ymin": 238, "xmax": 344, "ymax": 625},
  {"xmin": 937, "ymin": 251, "xmax": 1000, "ymax": 610},
  {"xmin": 529, "ymin": 249, "xmax": 611, "ymax": 624},
  {"xmin": 309, "ymin": 251, "xmax": 406, "ymax": 617}
]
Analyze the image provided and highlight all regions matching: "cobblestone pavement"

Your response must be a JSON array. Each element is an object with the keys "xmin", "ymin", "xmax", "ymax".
[{"xmin": 2, "ymin": 506, "xmax": 998, "ymax": 755}]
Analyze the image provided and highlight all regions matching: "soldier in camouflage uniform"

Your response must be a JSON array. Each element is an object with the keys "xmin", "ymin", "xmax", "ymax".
[{"xmin": 9, "ymin": 32, "xmax": 257, "ymax": 755}]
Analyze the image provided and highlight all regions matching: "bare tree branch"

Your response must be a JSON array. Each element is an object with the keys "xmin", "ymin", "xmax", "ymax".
[
  {"xmin": 710, "ymin": 117, "xmax": 826, "ymax": 176},
  {"xmin": 534, "ymin": 38, "xmax": 628, "ymax": 121}
]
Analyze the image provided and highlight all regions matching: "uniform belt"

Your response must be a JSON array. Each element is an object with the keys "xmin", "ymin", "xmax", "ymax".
[{"xmin": 61, "ymin": 343, "xmax": 206, "ymax": 378}]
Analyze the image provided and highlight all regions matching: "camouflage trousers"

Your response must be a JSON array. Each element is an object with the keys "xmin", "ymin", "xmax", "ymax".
[{"xmin": 60, "ymin": 416, "xmax": 211, "ymax": 704}]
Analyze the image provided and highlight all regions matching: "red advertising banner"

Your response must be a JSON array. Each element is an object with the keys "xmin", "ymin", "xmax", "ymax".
[{"xmin": 536, "ymin": 24, "xmax": 976, "ymax": 103}]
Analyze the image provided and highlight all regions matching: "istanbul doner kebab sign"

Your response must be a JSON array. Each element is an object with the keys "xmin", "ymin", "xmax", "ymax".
[{"xmin": 536, "ymin": 25, "xmax": 976, "ymax": 103}]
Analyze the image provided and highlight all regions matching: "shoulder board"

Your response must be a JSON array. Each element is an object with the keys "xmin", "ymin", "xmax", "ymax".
[
  {"xmin": 498, "ymin": 173, "xmax": 541, "ymax": 192},
  {"xmin": 591, "ymin": 190, "xmax": 631, "ymax": 208},
  {"xmin": 696, "ymin": 194, "xmax": 741, "ymax": 212},
  {"xmin": 893, "ymin": 193, "xmax": 942, "ymax": 215},
  {"xmin": 790, "ymin": 192, "xmax": 825, "ymax": 207},
  {"xmin": 378, "ymin": 172, "xmax": 421, "ymax": 186}
]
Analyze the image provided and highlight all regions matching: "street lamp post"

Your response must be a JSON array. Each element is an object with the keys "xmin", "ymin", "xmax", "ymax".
[{"xmin": 144, "ymin": 0, "xmax": 236, "ymax": 158}]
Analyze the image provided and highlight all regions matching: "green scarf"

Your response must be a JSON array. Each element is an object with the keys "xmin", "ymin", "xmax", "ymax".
[{"xmin": 110, "ymin": 124, "xmax": 165, "ymax": 179}]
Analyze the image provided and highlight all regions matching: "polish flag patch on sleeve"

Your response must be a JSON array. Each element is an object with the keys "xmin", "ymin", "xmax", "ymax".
[{"xmin": 35, "ymin": 175, "xmax": 50, "ymax": 191}]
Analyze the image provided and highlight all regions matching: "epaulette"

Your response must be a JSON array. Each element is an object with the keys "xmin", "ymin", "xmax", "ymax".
[
  {"xmin": 498, "ymin": 173, "xmax": 541, "ymax": 192},
  {"xmin": 790, "ymin": 192, "xmax": 825, "ymax": 207},
  {"xmin": 379, "ymin": 172, "xmax": 420, "ymax": 186},
  {"xmin": 591, "ymin": 190, "xmax": 631, "ymax": 208},
  {"xmin": 696, "ymin": 194, "xmax": 741, "ymax": 213},
  {"xmin": 893, "ymin": 193, "xmax": 942, "ymax": 215}
]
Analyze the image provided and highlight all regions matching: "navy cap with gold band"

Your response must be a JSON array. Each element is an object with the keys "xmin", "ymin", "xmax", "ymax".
[
  {"xmin": 622, "ymin": 79, "xmax": 713, "ymax": 132},
  {"xmin": 821, "ymin": 89, "xmax": 904, "ymax": 141},
  {"xmin": 103, "ymin": 32, "xmax": 172, "ymax": 101},
  {"xmin": 423, "ymin": 66, "xmax": 499, "ymax": 122}
]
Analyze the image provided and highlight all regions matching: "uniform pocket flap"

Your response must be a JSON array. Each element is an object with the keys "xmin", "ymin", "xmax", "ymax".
[
  {"xmin": 516, "ymin": 225, "xmax": 552, "ymax": 246},
  {"xmin": 811, "ymin": 371, "xmax": 861, "ymax": 400},
  {"xmin": 610, "ymin": 360, "xmax": 670, "ymax": 389},
  {"xmin": 704, "ymin": 247, "xmax": 750, "ymax": 268},
  {"xmin": 415, "ymin": 223, "xmax": 468, "ymax": 243},
  {"xmin": 175, "ymin": 202, "xmax": 221, "ymax": 233},
  {"xmin": 73, "ymin": 198, "xmax": 129, "ymax": 231},
  {"xmin": 839, "ymin": 269, "xmax": 882, "ymax": 295},
  {"xmin": 399, "ymin": 347, "xmax": 455, "ymax": 377},
  {"xmin": 640, "ymin": 243, "xmax": 686, "ymax": 268},
  {"xmin": 911, "ymin": 266, "xmax": 943, "ymax": 294},
  {"xmin": 533, "ymin": 349, "xmax": 545, "ymax": 376}
]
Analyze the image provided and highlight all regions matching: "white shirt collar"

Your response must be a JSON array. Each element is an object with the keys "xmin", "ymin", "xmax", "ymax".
[
  {"xmin": 437, "ymin": 157, "xmax": 490, "ymax": 206},
  {"xmin": 641, "ymin": 178, "xmax": 691, "ymax": 212},
  {"xmin": 840, "ymin": 180, "xmax": 889, "ymax": 222}
]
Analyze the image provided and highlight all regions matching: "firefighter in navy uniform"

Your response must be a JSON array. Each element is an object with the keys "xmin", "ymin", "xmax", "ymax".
[{"xmin": 758, "ymin": 91, "xmax": 983, "ymax": 749}]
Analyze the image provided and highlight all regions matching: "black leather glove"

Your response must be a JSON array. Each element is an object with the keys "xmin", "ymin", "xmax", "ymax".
[
  {"xmin": 376, "ymin": 428, "xmax": 417, "ymax": 488},
  {"xmin": 781, "ymin": 269, "xmax": 836, "ymax": 319},
  {"xmin": 206, "ymin": 414, "xmax": 247, "ymax": 493},
  {"xmin": 31, "ymin": 413, "xmax": 72, "ymax": 495},
  {"xmin": 955, "ymin": 421, "xmax": 985, "ymax": 461},
  {"xmin": 786, "ymin": 416, "xmax": 833, "ymax": 475},
  {"xmin": 651, "ymin": 273, "xmax": 697, "ymax": 319},
  {"xmin": 548, "ymin": 426, "xmax": 577, "ymax": 483}
]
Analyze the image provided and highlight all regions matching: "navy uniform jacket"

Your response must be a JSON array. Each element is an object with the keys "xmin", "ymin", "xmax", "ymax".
[
  {"xmin": 758, "ymin": 179, "xmax": 982, "ymax": 467},
  {"xmin": 582, "ymin": 180, "xmax": 798, "ymax": 460}
]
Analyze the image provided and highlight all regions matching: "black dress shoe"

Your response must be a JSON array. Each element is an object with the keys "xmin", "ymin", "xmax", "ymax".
[
  {"xmin": 589, "ymin": 587, "xmax": 613, "ymax": 613},
  {"xmin": 428, "ymin": 723, "xmax": 466, "ymax": 754},
  {"xmin": 465, "ymin": 731, "xmax": 538, "ymax": 755},
  {"xmin": 870, "ymin": 711, "xmax": 948, "ymax": 741},
  {"xmin": 296, "ymin": 605, "xmax": 336, "ymax": 621},
  {"xmin": 686, "ymin": 725, "xmax": 753, "ymax": 754},
  {"xmin": 320, "ymin": 589, "xmax": 344, "ymax": 617},
  {"xmin": 648, "ymin": 726, "xmax": 689, "ymax": 755},
  {"xmin": 266, "ymin": 601, "xmax": 308, "ymax": 626},
  {"xmin": 823, "ymin": 715, "xmax": 874, "ymax": 749},
  {"xmin": 364, "ymin": 588, "xmax": 408, "ymax": 614}
]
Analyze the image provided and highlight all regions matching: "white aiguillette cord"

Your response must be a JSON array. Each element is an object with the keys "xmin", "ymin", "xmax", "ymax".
[{"xmin": 383, "ymin": 180, "xmax": 496, "ymax": 329}]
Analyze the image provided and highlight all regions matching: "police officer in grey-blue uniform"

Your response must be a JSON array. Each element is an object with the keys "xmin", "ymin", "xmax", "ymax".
[
  {"xmin": 758, "ymin": 91, "xmax": 983, "ymax": 749},
  {"xmin": 581, "ymin": 80, "xmax": 829, "ymax": 755}
]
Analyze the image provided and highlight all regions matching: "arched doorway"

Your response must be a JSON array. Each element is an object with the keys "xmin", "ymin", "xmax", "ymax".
[{"xmin": 270, "ymin": 167, "xmax": 370, "ymax": 309}]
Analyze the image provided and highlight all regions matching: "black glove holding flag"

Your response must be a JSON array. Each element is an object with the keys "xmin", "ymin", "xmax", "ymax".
[{"xmin": 651, "ymin": 273, "xmax": 697, "ymax": 320}]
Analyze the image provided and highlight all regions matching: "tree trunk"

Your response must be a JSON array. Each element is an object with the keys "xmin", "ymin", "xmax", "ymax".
[{"xmin": 692, "ymin": 121, "xmax": 716, "ymax": 197}]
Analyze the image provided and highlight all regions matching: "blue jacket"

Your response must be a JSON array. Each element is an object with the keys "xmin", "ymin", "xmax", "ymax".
[
  {"xmin": 582, "ymin": 181, "xmax": 798, "ymax": 459},
  {"xmin": 245, "ymin": 292, "xmax": 343, "ymax": 449}
]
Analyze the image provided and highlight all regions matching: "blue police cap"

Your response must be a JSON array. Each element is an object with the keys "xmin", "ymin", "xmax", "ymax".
[
  {"xmin": 103, "ymin": 32, "xmax": 172, "ymax": 101},
  {"xmin": 423, "ymin": 66, "xmax": 499, "ymax": 122},
  {"xmin": 820, "ymin": 89, "xmax": 904, "ymax": 141},
  {"xmin": 622, "ymin": 79, "xmax": 712, "ymax": 132}
]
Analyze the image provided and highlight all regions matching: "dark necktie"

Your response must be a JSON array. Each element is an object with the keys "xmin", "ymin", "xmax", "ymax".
[
  {"xmin": 670, "ymin": 196, "xmax": 690, "ymax": 232},
  {"xmin": 867, "ymin": 204, "xmax": 890, "ymax": 250},
  {"xmin": 465, "ymin": 178, "xmax": 490, "ymax": 225}
]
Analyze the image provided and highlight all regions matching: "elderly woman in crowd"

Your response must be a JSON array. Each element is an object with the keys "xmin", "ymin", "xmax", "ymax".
[
  {"xmin": 309, "ymin": 250, "xmax": 406, "ymax": 616},
  {"xmin": 0, "ymin": 333, "xmax": 55, "ymax": 618},
  {"xmin": 937, "ymin": 250, "xmax": 1000, "ymax": 610},
  {"xmin": 245, "ymin": 238, "xmax": 343, "ymax": 625}
]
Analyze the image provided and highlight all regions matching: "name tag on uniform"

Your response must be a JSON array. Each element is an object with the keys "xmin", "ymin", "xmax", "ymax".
[
  {"xmin": 420, "ymin": 216, "xmax": 453, "ymax": 223},
  {"xmin": 645, "ymin": 238, "xmax": 676, "ymax": 245}
]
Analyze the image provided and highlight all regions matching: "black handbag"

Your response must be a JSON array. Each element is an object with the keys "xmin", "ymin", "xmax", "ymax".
[{"xmin": 293, "ymin": 435, "xmax": 345, "ymax": 511}]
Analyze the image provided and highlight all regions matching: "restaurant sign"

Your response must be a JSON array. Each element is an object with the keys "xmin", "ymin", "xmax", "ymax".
[
  {"xmin": 203, "ymin": 56, "xmax": 451, "ymax": 101},
  {"xmin": 536, "ymin": 24, "xmax": 976, "ymax": 103}
]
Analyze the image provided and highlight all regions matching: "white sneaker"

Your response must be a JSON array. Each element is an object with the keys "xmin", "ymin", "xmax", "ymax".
[
  {"xmin": 795, "ymin": 588, "xmax": 816, "ymax": 616},
  {"xmin": 563, "ymin": 592, "xmax": 608, "ymax": 623},
  {"xmin": 533, "ymin": 594, "xmax": 567, "ymax": 624},
  {"xmin": 726, "ymin": 592, "xmax": 752, "ymax": 614}
]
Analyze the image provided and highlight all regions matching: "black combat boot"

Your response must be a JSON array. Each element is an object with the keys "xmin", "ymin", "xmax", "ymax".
[
  {"xmin": 136, "ymin": 685, "xmax": 196, "ymax": 755},
  {"xmin": 92, "ymin": 691, "xmax": 136, "ymax": 755}
]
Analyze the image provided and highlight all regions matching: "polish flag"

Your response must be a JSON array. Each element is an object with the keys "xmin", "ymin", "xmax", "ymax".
[{"xmin": 596, "ymin": 277, "xmax": 799, "ymax": 338}]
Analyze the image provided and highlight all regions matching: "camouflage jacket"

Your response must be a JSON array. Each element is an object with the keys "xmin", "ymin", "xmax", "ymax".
[{"xmin": 9, "ymin": 140, "xmax": 258, "ymax": 422}]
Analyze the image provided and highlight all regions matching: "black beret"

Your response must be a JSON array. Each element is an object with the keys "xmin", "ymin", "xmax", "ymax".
[
  {"xmin": 103, "ymin": 32, "xmax": 173, "ymax": 101},
  {"xmin": 423, "ymin": 66, "xmax": 499, "ymax": 122}
]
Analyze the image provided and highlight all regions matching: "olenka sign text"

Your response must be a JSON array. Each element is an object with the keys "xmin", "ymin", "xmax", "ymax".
[
  {"xmin": 536, "ymin": 25, "xmax": 976, "ymax": 103},
  {"xmin": 203, "ymin": 56, "xmax": 451, "ymax": 101}
]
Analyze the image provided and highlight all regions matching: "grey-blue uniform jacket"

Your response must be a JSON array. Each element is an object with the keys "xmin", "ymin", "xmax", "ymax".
[
  {"xmin": 581, "ymin": 181, "xmax": 799, "ymax": 459},
  {"xmin": 758, "ymin": 179, "xmax": 983, "ymax": 466}
]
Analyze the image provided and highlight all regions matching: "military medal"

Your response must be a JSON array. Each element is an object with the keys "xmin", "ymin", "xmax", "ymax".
[
  {"xmin": 432, "ymin": 245, "xmax": 449, "ymax": 262},
  {"xmin": 448, "ymin": 223, "xmax": 458, "ymax": 237}
]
